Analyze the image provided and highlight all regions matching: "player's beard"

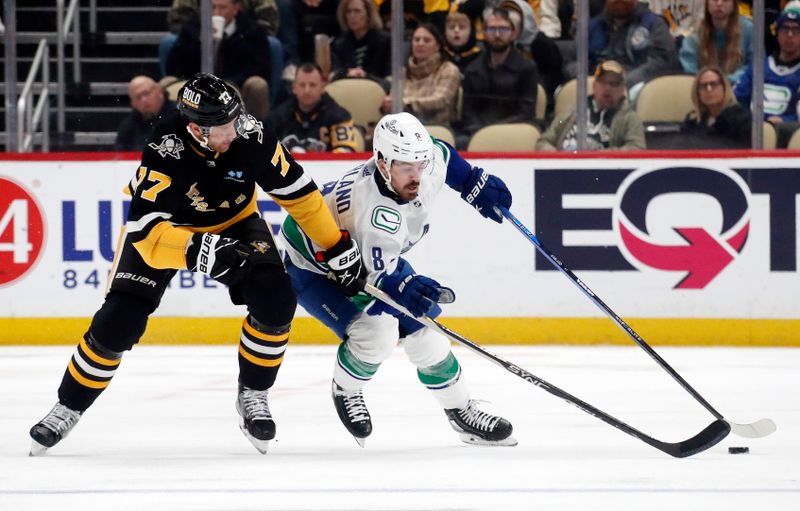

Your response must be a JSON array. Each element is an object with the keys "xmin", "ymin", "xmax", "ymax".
[
  {"xmin": 487, "ymin": 40, "xmax": 511, "ymax": 54},
  {"xmin": 401, "ymin": 181, "xmax": 420, "ymax": 200}
]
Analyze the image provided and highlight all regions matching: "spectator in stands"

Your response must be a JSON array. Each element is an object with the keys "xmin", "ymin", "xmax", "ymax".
[
  {"xmin": 458, "ymin": 7, "xmax": 539, "ymax": 145},
  {"xmin": 380, "ymin": 23, "xmax": 461, "ymax": 125},
  {"xmin": 328, "ymin": 0, "xmax": 391, "ymax": 88},
  {"xmin": 558, "ymin": 0, "xmax": 608, "ymax": 40},
  {"xmin": 535, "ymin": 60, "xmax": 646, "ymax": 150},
  {"xmin": 681, "ymin": 66, "xmax": 751, "ymax": 147},
  {"xmin": 444, "ymin": 11, "xmax": 483, "ymax": 74},
  {"xmin": 115, "ymin": 76, "xmax": 174, "ymax": 152},
  {"xmin": 535, "ymin": 0, "xmax": 562, "ymax": 39},
  {"xmin": 167, "ymin": 0, "xmax": 279, "ymax": 36},
  {"xmin": 679, "ymin": 0, "xmax": 753, "ymax": 85},
  {"xmin": 500, "ymin": 0, "xmax": 565, "ymax": 97},
  {"xmin": 735, "ymin": 1, "xmax": 800, "ymax": 131},
  {"xmin": 375, "ymin": 0, "xmax": 450, "ymax": 35},
  {"xmin": 588, "ymin": 0, "xmax": 678, "ymax": 96},
  {"xmin": 165, "ymin": 0, "xmax": 272, "ymax": 119},
  {"xmin": 293, "ymin": 0, "xmax": 341, "ymax": 63},
  {"xmin": 647, "ymin": 1, "xmax": 705, "ymax": 39},
  {"xmin": 266, "ymin": 63, "xmax": 358, "ymax": 152}
]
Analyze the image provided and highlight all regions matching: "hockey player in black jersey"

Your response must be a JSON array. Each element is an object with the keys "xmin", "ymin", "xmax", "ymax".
[{"xmin": 29, "ymin": 73, "xmax": 364, "ymax": 455}]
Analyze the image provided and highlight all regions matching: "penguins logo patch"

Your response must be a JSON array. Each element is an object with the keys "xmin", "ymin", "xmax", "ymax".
[
  {"xmin": 148, "ymin": 134, "xmax": 185, "ymax": 159},
  {"xmin": 237, "ymin": 114, "xmax": 264, "ymax": 144}
]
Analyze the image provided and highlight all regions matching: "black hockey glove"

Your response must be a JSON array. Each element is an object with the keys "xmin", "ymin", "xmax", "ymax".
[
  {"xmin": 315, "ymin": 230, "xmax": 365, "ymax": 297},
  {"xmin": 186, "ymin": 232, "xmax": 268, "ymax": 287},
  {"xmin": 461, "ymin": 167, "xmax": 512, "ymax": 223}
]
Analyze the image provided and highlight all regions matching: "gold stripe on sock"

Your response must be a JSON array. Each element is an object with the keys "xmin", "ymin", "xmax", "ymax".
[
  {"xmin": 238, "ymin": 345, "xmax": 284, "ymax": 367},
  {"xmin": 67, "ymin": 360, "xmax": 111, "ymax": 389}
]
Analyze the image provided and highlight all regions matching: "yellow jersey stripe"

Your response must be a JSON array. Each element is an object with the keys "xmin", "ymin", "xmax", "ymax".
[
  {"xmin": 67, "ymin": 360, "xmax": 111, "ymax": 389},
  {"xmin": 274, "ymin": 190, "xmax": 341, "ymax": 250}
]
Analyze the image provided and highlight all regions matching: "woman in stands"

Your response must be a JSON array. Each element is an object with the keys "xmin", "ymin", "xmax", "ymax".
[
  {"xmin": 380, "ymin": 23, "xmax": 461, "ymax": 126},
  {"xmin": 681, "ymin": 66, "xmax": 751, "ymax": 148},
  {"xmin": 679, "ymin": 0, "xmax": 753, "ymax": 85},
  {"xmin": 328, "ymin": 0, "xmax": 391, "ymax": 88}
]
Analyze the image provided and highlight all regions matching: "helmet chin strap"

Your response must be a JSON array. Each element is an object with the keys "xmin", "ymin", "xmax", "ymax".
[
  {"xmin": 378, "ymin": 157, "xmax": 400, "ymax": 196},
  {"xmin": 186, "ymin": 125, "xmax": 213, "ymax": 151}
]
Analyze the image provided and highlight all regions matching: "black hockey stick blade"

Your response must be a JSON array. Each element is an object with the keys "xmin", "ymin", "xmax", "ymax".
[
  {"xmin": 362, "ymin": 283, "xmax": 730, "ymax": 458},
  {"xmin": 498, "ymin": 206, "xmax": 776, "ymax": 439},
  {"xmin": 656, "ymin": 419, "xmax": 730, "ymax": 458}
]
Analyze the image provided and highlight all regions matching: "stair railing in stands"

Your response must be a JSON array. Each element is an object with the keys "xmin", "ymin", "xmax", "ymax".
[
  {"xmin": 17, "ymin": 38, "xmax": 51, "ymax": 152},
  {"xmin": 56, "ymin": 0, "xmax": 82, "ymax": 133}
]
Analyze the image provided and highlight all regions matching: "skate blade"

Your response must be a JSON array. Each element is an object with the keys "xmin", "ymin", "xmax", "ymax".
[
  {"xmin": 354, "ymin": 436, "xmax": 367, "ymax": 448},
  {"xmin": 458, "ymin": 433, "xmax": 518, "ymax": 447},
  {"xmin": 29, "ymin": 440, "xmax": 49, "ymax": 457},
  {"xmin": 238, "ymin": 424, "xmax": 270, "ymax": 455}
]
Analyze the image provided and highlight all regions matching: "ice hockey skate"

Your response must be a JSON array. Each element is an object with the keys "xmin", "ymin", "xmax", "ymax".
[
  {"xmin": 331, "ymin": 381, "xmax": 372, "ymax": 447},
  {"xmin": 236, "ymin": 385, "xmax": 275, "ymax": 454},
  {"xmin": 445, "ymin": 400, "xmax": 517, "ymax": 446},
  {"xmin": 29, "ymin": 403, "xmax": 83, "ymax": 456}
]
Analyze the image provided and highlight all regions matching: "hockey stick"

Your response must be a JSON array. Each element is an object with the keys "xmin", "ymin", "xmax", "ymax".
[
  {"xmin": 498, "ymin": 206, "xmax": 776, "ymax": 439},
  {"xmin": 362, "ymin": 283, "xmax": 729, "ymax": 458}
]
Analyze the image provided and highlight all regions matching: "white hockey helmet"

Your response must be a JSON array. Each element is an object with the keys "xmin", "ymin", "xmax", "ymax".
[{"xmin": 372, "ymin": 112, "xmax": 434, "ymax": 170}]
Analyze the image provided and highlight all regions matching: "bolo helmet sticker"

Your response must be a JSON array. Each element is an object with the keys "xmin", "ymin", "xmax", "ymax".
[{"xmin": 613, "ymin": 166, "xmax": 750, "ymax": 289}]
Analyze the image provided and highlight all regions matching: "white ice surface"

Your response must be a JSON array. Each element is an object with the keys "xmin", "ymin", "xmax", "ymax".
[{"xmin": 1, "ymin": 345, "xmax": 797, "ymax": 510}]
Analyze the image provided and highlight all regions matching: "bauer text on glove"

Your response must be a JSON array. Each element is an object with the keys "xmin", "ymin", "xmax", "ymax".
[
  {"xmin": 461, "ymin": 167, "xmax": 512, "ymax": 223},
  {"xmin": 185, "ymin": 232, "xmax": 269, "ymax": 287},
  {"xmin": 315, "ymin": 230, "xmax": 365, "ymax": 296}
]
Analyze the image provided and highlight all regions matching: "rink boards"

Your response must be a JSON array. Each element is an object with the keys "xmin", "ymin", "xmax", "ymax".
[{"xmin": 1, "ymin": 151, "xmax": 798, "ymax": 346}]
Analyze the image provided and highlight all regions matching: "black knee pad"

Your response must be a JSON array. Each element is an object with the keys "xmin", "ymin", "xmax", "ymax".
[
  {"xmin": 88, "ymin": 292, "xmax": 154, "ymax": 352},
  {"xmin": 236, "ymin": 266, "xmax": 297, "ymax": 328}
]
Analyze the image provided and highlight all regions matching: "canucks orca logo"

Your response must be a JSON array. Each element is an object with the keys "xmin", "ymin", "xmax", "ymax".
[{"xmin": 148, "ymin": 134, "xmax": 184, "ymax": 159}]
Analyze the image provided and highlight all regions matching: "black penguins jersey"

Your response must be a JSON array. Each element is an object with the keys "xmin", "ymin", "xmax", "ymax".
[{"xmin": 124, "ymin": 109, "xmax": 342, "ymax": 269}]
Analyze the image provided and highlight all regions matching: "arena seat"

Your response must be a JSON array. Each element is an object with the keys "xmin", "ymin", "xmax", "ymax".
[
  {"xmin": 553, "ymin": 77, "xmax": 594, "ymax": 118},
  {"xmin": 786, "ymin": 125, "xmax": 800, "ymax": 149},
  {"xmin": 635, "ymin": 74, "xmax": 695, "ymax": 122},
  {"xmin": 535, "ymin": 82, "xmax": 547, "ymax": 121},
  {"xmin": 763, "ymin": 121, "xmax": 777, "ymax": 150},
  {"xmin": 325, "ymin": 78, "xmax": 386, "ymax": 131},
  {"xmin": 467, "ymin": 123, "xmax": 540, "ymax": 151},
  {"xmin": 425, "ymin": 125, "xmax": 456, "ymax": 146}
]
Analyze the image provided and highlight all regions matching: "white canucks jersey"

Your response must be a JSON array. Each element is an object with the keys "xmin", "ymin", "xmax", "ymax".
[{"xmin": 281, "ymin": 139, "xmax": 451, "ymax": 287}]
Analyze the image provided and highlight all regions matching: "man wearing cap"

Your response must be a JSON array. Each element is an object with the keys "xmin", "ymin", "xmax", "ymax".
[
  {"xmin": 536, "ymin": 60, "xmax": 646, "ymax": 151},
  {"xmin": 28, "ymin": 73, "xmax": 364, "ymax": 457},
  {"xmin": 735, "ymin": 1, "xmax": 800, "ymax": 134}
]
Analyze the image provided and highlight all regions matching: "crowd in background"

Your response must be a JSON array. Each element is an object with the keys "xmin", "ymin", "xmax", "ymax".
[{"xmin": 115, "ymin": 0, "xmax": 800, "ymax": 153}]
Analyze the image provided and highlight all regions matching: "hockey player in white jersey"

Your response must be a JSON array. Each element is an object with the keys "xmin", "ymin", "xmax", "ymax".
[{"xmin": 281, "ymin": 112, "xmax": 517, "ymax": 447}]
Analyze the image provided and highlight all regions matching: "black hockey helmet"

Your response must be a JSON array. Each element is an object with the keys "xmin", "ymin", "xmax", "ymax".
[{"xmin": 177, "ymin": 73, "xmax": 243, "ymax": 127}]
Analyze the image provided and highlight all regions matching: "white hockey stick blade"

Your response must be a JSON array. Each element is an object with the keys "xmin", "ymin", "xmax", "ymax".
[{"xmin": 727, "ymin": 418, "xmax": 776, "ymax": 438}]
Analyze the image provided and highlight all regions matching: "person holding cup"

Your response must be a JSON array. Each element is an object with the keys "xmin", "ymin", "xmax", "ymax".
[{"xmin": 165, "ymin": 0, "xmax": 273, "ymax": 119}]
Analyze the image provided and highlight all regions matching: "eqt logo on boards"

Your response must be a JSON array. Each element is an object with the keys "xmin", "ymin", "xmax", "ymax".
[
  {"xmin": 535, "ymin": 165, "xmax": 799, "ymax": 289},
  {"xmin": 613, "ymin": 167, "xmax": 750, "ymax": 289},
  {"xmin": 0, "ymin": 176, "xmax": 46, "ymax": 287}
]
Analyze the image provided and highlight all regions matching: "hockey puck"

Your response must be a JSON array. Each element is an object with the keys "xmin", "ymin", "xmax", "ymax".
[{"xmin": 728, "ymin": 446, "xmax": 749, "ymax": 454}]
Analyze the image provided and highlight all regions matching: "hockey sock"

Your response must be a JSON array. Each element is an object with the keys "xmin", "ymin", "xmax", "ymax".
[
  {"xmin": 333, "ymin": 343, "xmax": 380, "ymax": 391},
  {"xmin": 57, "ymin": 333, "xmax": 123, "ymax": 412},
  {"xmin": 418, "ymin": 352, "xmax": 469, "ymax": 409},
  {"xmin": 238, "ymin": 315, "xmax": 289, "ymax": 391}
]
